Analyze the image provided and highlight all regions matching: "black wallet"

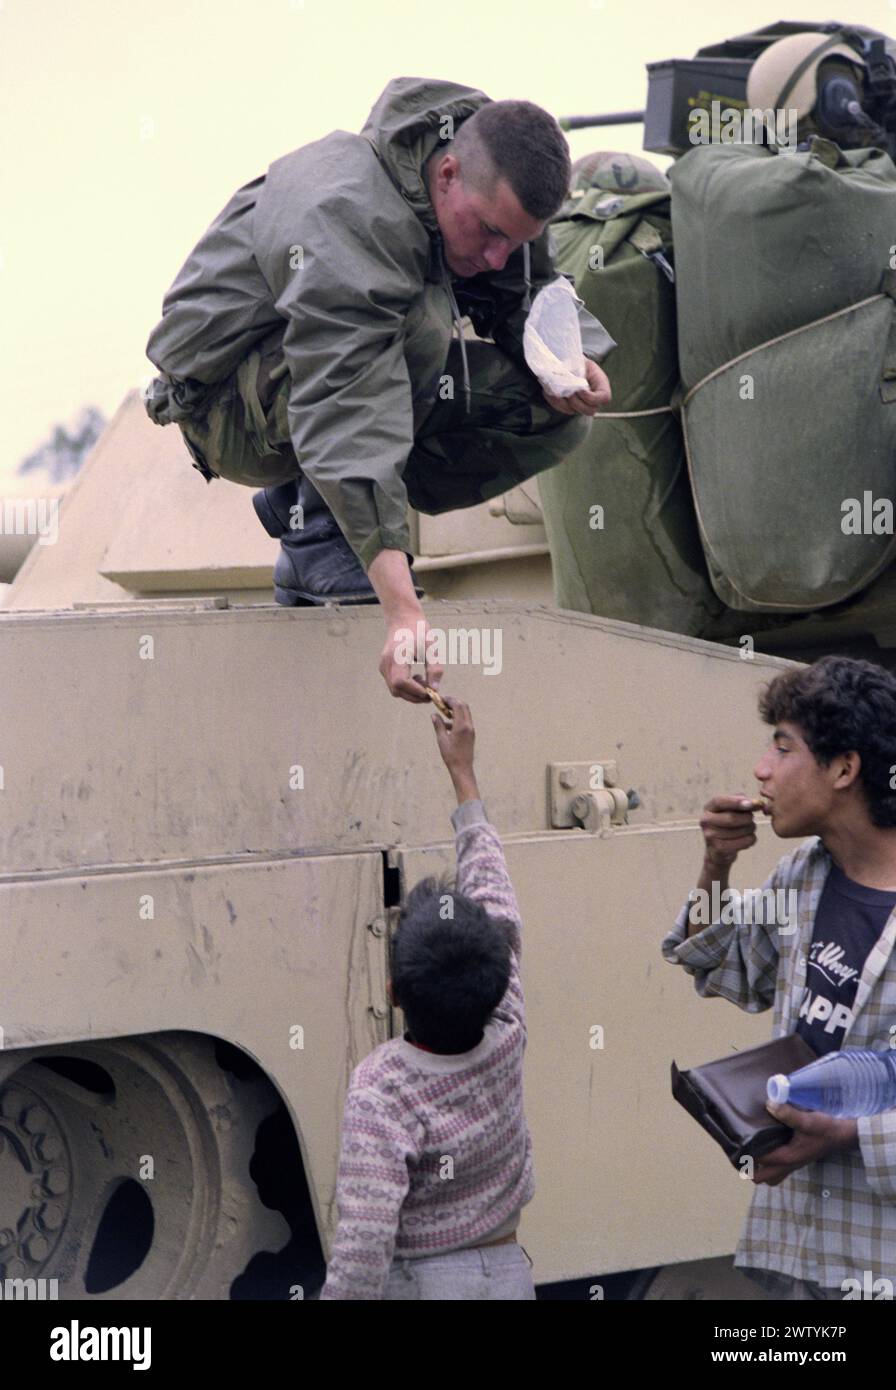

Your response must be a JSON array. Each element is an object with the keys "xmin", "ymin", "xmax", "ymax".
[{"xmin": 671, "ymin": 1033, "xmax": 818, "ymax": 1166}]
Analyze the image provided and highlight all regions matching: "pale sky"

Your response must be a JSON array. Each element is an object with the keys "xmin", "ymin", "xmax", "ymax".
[{"xmin": 2, "ymin": 0, "xmax": 893, "ymax": 483}]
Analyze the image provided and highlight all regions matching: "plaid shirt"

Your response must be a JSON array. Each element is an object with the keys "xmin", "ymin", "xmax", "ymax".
[{"xmin": 663, "ymin": 837, "xmax": 896, "ymax": 1289}]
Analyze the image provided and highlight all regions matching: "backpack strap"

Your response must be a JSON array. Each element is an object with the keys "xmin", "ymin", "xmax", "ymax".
[
  {"xmin": 628, "ymin": 221, "xmax": 675, "ymax": 282},
  {"xmin": 879, "ymin": 269, "xmax": 896, "ymax": 403},
  {"xmin": 557, "ymin": 187, "xmax": 674, "ymax": 278}
]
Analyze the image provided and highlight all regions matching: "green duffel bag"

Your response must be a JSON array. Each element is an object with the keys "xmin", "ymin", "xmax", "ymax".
[
  {"xmin": 672, "ymin": 136, "xmax": 896, "ymax": 612},
  {"xmin": 540, "ymin": 151, "xmax": 733, "ymax": 637}
]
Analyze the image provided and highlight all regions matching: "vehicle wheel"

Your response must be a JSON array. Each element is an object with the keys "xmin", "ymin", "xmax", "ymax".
[{"xmin": 0, "ymin": 1031, "xmax": 290, "ymax": 1299}]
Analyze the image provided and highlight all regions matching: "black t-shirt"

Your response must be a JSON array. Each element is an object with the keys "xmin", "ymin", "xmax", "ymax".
[{"xmin": 796, "ymin": 862, "xmax": 896, "ymax": 1057}]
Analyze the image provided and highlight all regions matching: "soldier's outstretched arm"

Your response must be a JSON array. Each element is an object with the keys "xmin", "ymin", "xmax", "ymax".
[{"xmin": 369, "ymin": 549, "xmax": 444, "ymax": 703}]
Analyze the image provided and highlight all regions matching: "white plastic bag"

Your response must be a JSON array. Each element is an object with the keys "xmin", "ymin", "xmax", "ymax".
[{"xmin": 523, "ymin": 275, "xmax": 589, "ymax": 397}]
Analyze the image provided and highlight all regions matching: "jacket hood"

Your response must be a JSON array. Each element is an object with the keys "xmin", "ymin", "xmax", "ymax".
[
  {"xmin": 360, "ymin": 78, "xmax": 545, "ymax": 416},
  {"xmin": 360, "ymin": 77, "xmax": 490, "ymax": 234}
]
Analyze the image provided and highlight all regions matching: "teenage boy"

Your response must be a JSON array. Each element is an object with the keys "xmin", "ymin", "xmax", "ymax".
[{"xmin": 663, "ymin": 655, "xmax": 896, "ymax": 1300}]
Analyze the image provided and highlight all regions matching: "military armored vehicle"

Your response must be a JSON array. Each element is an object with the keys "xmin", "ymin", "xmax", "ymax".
[
  {"xmin": 2, "ymin": 19, "xmax": 892, "ymax": 1299},
  {"xmin": 0, "ymin": 392, "xmax": 793, "ymax": 1300}
]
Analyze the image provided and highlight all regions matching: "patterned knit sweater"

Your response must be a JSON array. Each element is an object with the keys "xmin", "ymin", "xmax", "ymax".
[{"xmin": 319, "ymin": 798, "xmax": 533, "ymax": 1300}]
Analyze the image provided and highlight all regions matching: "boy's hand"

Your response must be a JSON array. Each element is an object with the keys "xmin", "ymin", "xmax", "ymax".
[
  {"xmin": 700, "ymin": 794, "xmax": 758, "ymax": 870},
  {"xmin": 431, "ymin": 698, "xmax": 478, "ymax": 800},
  {"xmin": 751, "ymin": 1103, "xmax": 859, "ymax": 1185}
]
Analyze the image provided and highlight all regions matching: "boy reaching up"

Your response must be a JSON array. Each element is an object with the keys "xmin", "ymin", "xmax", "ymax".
[{"xmin": 319, "ymin": 698, "xmax": 535, "ymax": 1300}]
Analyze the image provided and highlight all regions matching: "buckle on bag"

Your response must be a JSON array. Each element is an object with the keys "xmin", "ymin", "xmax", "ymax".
[{"xmin": 180, "ymin": 430, "xmax": 217, "ymax": 483}]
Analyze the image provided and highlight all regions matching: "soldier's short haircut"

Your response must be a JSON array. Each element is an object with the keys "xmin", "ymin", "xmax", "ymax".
[{"xmin": 452, "ymin": 100, "xmax": 572, "ymax": 220}]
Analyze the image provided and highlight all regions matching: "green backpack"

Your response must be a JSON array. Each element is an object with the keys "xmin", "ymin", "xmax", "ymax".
[
  {"xmin": 671, "ymin": 136, "xmax": 896, "ymax": 613},
  {"xmin": 540, "ymin": 152, "xmax": 735, "ymax": 637}
]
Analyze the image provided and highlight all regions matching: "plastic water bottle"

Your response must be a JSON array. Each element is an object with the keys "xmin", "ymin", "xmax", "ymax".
[{"xmin": 767, "ymin": 1049, "xmax": 896, "ymax": 1118}]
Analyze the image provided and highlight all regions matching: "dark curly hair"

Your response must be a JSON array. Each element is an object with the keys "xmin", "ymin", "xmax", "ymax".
[
  {"xmin": 390, "ymin": 873, "xmax": 513, "ymax": 1053},
  {"xmin": 452, "ymin": 100, "xmax": 571, "ymax": 220},
  {"xmin": 758, "ymin": 656, "xmax": 896, "ymax": 828}
]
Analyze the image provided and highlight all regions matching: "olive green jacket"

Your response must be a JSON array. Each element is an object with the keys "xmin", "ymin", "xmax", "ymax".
[{"xmin": 146, "ymin": 77, "xmax": 614, "ymax": 568}]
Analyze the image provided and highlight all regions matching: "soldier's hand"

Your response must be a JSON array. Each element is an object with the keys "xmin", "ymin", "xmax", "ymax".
[
  {"xmin": 379, "ymin": 616, "xmax": 445, "ymax": 703},
  {"xmin": 700, "ymin": 794, "xmax": 758, "ymax": 870},
  {"xmin": 542, "ymin": 358, "xmax": 612, "ymax": 417}
]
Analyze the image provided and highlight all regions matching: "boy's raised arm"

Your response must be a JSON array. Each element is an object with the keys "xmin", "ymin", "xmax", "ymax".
[
  {"xmin": 662, "ymin": 792, "xmax": 788, "ymax": 1014},
  {"xmin": 431, "ymin": 698, "xmax": 523, "ymax": 944},
  {"xmin": 430, "ymin": 700, "xmax": 524, "ymax": 1029}
]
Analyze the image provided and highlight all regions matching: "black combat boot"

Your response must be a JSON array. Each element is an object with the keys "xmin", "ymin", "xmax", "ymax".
[
  {"xmin": 252, "ymin": 480, "xmax": 301, "ymax": 539},
  {"xmin": 273, "ymin": 511, "xmax": 378, "ymax": 605},
  {"xmin": 261, "ymin": 477, "xmax": 423, "ymax": 607}
]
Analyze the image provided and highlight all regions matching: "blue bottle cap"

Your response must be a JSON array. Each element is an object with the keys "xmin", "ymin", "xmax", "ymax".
[{"xmin": 767, "ymin": 1073, "xmax": 790, "ymax": 1104}]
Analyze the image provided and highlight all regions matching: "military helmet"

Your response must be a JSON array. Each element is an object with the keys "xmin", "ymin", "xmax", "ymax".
[
  {"xmin": 746, "ymin": 30, "xmax": 864, "ymax": 118},
  {"xmin": 569, "ymin": 150, "xmax": 668, "ymax": 196}
]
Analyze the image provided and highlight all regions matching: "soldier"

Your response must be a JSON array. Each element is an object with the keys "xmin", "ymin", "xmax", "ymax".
[{"xmin": 143, "ymin": 78, "xmax": 614, "ymax": 701}]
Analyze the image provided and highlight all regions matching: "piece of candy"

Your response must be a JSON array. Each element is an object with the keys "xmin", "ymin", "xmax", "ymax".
[{"xmin": 425, "ymin": 686, "xmax": 452, "ymax": 721}]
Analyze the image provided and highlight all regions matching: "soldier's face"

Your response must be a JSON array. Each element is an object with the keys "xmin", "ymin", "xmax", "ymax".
[{"xmin": 429, "ymin": 154, "xmax": 545, "ymax": 277}]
